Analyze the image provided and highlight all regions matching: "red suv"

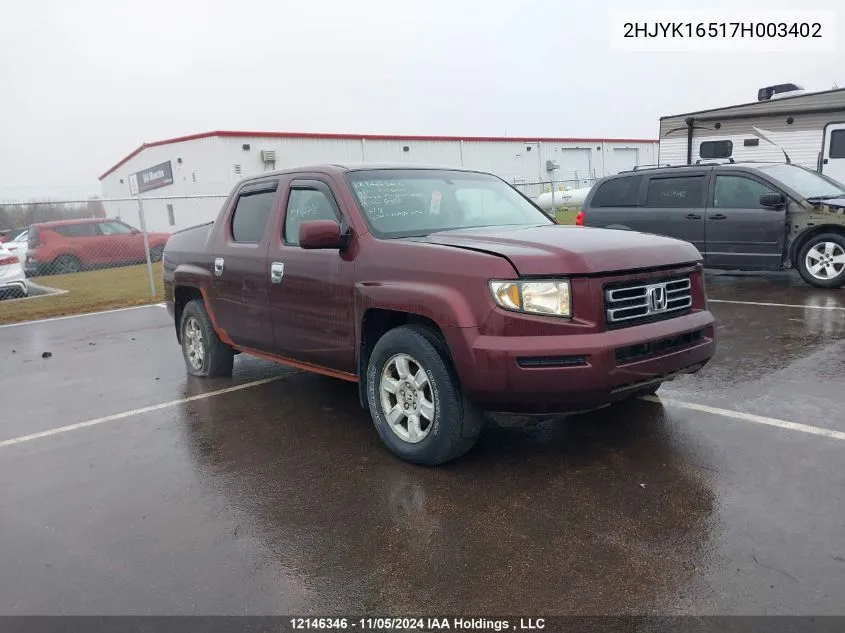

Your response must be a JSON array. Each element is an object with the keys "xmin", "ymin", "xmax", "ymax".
[{"xmin": 26, "ymin": 218, "xmax": 170, "ymax": 276}]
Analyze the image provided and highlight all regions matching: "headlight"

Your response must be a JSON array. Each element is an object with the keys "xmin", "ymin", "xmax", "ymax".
[{"xmin": 489, "ymin": 279, "xmax": 571, "ymax": 317}]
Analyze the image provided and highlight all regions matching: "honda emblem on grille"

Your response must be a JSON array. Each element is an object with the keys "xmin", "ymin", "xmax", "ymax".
[{"xmin": 647, "ymin": 284, "xmax": 668, "ymax": 313}]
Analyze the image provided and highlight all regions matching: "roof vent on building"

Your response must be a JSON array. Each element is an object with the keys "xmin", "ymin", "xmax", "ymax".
[
  {"xmin": 261, "ymin": 149, "xmax": 276, "ymax": 164},
  {"xmin": 758, "ymin": 83, "xmax": 805, "ymax": 101}
]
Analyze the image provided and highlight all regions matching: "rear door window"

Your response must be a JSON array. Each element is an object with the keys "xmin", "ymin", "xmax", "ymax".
[
  {"xmin": 645, "ymin": 176, "xmax": 705, "ymax": 208},
  {"xmin": 230, "ymin": 183, "xmax": 278, "ymax": 243},
  {"xmin": 590, "ymin": 176, "xmax": 641, "ymax": 207},
  {"xmin": 54, "ymin": 224, "xmax": 99, "ymax": 237}
]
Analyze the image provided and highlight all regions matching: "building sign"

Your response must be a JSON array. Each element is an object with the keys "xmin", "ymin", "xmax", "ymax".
[{"xmin": 129, "ymin": 160, "xmax": 174, "ymax": 194}]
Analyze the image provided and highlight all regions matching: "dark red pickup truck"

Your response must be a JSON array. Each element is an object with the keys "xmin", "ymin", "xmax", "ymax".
[{"xmin": 163, "ymin": 164, "xmax": 716, "ymax": 465}]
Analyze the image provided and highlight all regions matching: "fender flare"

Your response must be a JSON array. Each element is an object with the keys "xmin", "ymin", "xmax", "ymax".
[{"xmin": 789, "ymin": 224, "xmax": 845, "ymax": 265}]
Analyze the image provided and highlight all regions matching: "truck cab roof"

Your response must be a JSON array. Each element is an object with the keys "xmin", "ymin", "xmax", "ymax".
[{"xmin": 234, "ymin": 163, "xmax": 500, "ymax": 186}]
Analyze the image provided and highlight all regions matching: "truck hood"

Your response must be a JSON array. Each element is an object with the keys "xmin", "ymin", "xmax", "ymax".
[{"xmin": 409, "ymin": 224, "xmax": 702, "ymax": 275}]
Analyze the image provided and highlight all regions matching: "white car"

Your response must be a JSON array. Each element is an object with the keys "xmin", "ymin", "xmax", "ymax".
[
  {"xmin": 4, "ymin": 229, "xmax": 29, "ymax": 262},
  {"xmin": 0, "ymin": 242, "xmax": 28, "ymax": 299}
]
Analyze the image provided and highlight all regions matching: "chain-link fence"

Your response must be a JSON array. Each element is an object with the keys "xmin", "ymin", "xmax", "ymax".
[
  {"xmin": 510, "ymin": 174, "xmax": 599, "ymax": 201},
  {"xmin": 0, "ymin": 177, "xmax": 597, "ymax": 320},
  {"xmin": 0, "ymin": 194, "xmax": 228, "ymax": 321}
]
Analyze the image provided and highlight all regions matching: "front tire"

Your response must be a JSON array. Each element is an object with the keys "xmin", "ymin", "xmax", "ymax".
[
  {"xmin": 797, "ymin": 233, "xmax": 845, "ymax": 288},
  {"xmin": 366, "ymin": 325, "xmax": 482, "ymax": 466},
  {"xmin": 149, "ymin": 245, "xmax": 164, "ymax": 263},
  {"xmin": 179, "ymin": 299, "xmax": 234, "ymax": 377}
]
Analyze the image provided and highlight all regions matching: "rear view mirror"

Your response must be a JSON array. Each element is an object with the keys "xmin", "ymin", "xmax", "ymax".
[
  {"xmin": 760, "ymin": 192, "xmax": 786, "ymax": 209},
  {"xmin": 299, "ymin": 220, "xmax": 347, "ymax": 249}
]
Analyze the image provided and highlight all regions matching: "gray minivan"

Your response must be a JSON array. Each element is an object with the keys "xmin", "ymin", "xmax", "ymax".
[{"xmin": 579, "ymin": 161, "xmax": 845, "ymax": 288}]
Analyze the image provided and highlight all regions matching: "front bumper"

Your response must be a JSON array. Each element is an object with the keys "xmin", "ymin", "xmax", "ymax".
[{"xmin": 444, "ymin": 310, "xmax": 716, "ymax": 414}]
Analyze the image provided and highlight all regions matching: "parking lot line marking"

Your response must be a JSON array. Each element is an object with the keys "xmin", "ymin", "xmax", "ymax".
[
  {"xmin": 642, "ymin": 395, "xmax": 845, "ymax": 441},
  {"xmin": 0, "ymin": 303, "xmax": 167, "ymax": 329},
  {"xmin": 708, "ymin": 299, "xmax": 845, "ymax": 311},
  {"xmin": 0, "ymin": 376, "xmax": 284, "ymax": 449}
]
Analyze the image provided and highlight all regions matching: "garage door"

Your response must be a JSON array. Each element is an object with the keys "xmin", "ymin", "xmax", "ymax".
[
  {"xmin": 558, "ymin": 148, "xmax": 593, "ymax": 186},
  {"xmin": 606, "ymin": 147, "xmax": 640, "ymax": 175}
]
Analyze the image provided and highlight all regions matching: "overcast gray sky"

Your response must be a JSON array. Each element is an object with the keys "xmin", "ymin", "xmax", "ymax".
[{"xmin": 1, "ymin": 0, "xmax": 842, "ymax": 200}]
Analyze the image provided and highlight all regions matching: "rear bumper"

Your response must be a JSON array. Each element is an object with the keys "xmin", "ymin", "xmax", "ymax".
[
  {"xmin": 0, "ymin": 278, "xmax": 28, "ymax": 297},
  {"xmin": 445, "ymin": 310, "xmax": 716, "ymax": 414}
]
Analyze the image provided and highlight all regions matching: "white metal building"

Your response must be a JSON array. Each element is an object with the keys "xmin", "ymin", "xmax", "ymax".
[{"xmin": 99, "ymin": 131, "xmax": 658, "ymax": 232}]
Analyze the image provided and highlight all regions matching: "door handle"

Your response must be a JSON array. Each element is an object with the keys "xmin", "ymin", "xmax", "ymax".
[
  {"xmin": 823, "ymin": 158, "xmax": 829, "ymax": 164},
  {"xmin": 214, "ymin": 257, "xmax": 224, "ymax": 277},
  {"xmin": 684, "ymin": 213, "xmax": 702, "ymax": 220},
  {"xmin": 270, "ymin": 261, "xmax": 284, "ymax": 284},
  {"xmin": 709, "ymin": 214, "xmax": 727, "ymax": 220}
]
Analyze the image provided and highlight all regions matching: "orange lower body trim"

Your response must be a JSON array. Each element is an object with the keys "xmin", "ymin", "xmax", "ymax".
[
  {"xmin": 233, "ymin": 345, "xmax": 358, "ymax": 382},
  {"xmin": 198, "ymin": 288, "xmax": 358, "ymax": 383}
]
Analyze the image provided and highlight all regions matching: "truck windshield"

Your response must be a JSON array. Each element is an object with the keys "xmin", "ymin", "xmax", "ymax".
[
  {"xmin": 345, "ymin": 169, "xmax": 552, "ymax": 238},
  {"xmin": 756, "ymin": 164, "xmax": 845, "ymax": 200}
]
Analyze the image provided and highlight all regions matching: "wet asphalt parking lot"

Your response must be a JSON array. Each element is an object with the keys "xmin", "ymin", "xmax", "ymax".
[{"xmin": 1, "ymin": 271, "xmax": 844, "ymax": 617}]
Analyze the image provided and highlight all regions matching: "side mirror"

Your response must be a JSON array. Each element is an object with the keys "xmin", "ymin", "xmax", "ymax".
[
  {"xmin": 760, "ymin": 192, "xmax": 786, "ymax": 209},
  {"xmin": 299, "ymin": 219, "xmax": 346, "ymax": 250}
]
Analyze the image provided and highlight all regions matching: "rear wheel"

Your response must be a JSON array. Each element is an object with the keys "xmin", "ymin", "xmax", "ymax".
[
  {"xmin": 51, "ymin": 255, "xmax": 80, "ymax": 275},
  {"xmin": 179, "ymin": 299, "xmax": 234, "ymax": 377},
  {"xmin": 366, "ymin": 325, "xmax": 482, "ymax": 465},
  {"xmin": 797, "ymin": 233, "xmax": 845, "ymax": 288}
]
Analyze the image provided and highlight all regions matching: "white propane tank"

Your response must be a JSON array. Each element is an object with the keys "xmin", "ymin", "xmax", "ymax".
[{"xmin": 533, "ymin": 186, "xmax": 592, "ymax": 213}]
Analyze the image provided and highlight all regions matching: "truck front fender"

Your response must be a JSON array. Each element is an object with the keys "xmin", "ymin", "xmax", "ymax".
[
  {"xmin": 354, "ymin": 281, "xmax": 493, "ymax": 411},
  {"xmin": 355, "ymin": 281, "xmax": 488, "ymax": 329}
]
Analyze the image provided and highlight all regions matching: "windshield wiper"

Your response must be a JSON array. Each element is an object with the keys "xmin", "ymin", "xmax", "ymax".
[{"xmin": 806, "ymin": 194, "xmax": 844, "ymax": 201}]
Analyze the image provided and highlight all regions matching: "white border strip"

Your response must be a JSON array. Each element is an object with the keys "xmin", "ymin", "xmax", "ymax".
[
  {"xmin": 708, "ymin": 299, "xmax": 845, "ymax": 311},
  {"xmin": 0, "ymin": 376, "xmax": 283, "ymax": 448},
  {"xmin": 0, "ymin": 303, "xmax": 166, "ymax": 329},
  {"xmin": 642, "ymin": 395, "xmax": 845, "ymax": 441}
]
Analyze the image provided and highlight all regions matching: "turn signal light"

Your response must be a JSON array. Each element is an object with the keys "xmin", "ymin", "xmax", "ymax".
[
  {"xmin": 0, "ymin": 255, "xmax": 19, "ymax": 265},
  {"xmin": 575, "ymin": 211, "xmax": 585, "ymax": 226}
]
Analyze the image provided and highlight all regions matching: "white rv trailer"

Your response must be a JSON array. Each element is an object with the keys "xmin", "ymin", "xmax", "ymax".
[{"xmin": 658, "ymin": 84, "xmax": 845, "ymax": 183}]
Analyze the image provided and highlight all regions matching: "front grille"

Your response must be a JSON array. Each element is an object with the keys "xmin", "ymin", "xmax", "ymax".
[
  {"xmin": 605, "ymin": 276, "xmax": 692, "ymax": 328},
  {"xmin": 615, "ymin": 329, "xmax": 704, "ymax": 365}
]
